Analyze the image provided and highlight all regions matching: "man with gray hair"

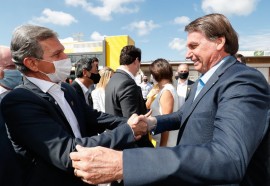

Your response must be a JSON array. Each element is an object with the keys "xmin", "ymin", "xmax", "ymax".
[{"xmin": 1, "ymin": 24, "xmax": 147, "ymax": 186}]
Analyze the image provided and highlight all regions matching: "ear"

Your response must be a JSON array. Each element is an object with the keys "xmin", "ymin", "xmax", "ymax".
[
  {"xmin": 0, "ymin": 68, "xmax": 4, "ymax": 79},
  {"xmin": 216, "ymin": 36, "xmax": 226, "ymax": 51},
  {"xmin": 23, "ymin": 57, "xmax": 39, "ymax": 72},
  {"xmin": 82, "ymin": 68, "xmax": 89, "ymax": 77}
]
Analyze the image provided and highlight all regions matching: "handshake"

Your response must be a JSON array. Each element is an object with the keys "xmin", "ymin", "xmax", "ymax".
[{"xmin": 127, "ymin": 110, "xmax": 157, "ymax": 140}]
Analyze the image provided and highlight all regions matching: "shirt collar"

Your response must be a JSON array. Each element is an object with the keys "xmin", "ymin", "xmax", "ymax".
[
  {"xmin": 178, "ymin": 79, "xmax": 188, "ymax": 85},
  {"xmin": 75, "ymin": 78, "xmax": 89, "ymax": 94},
  {"xmin": 25, "ymin": 76, "xmax": 60, "ymax": 93},
  {"xmin": 200, "ymin": 55, "xmax": 230, "ymax": 85},
  {"xmin": 0, "ymin": 86, "xmax": 8, "ymax": 94},
  {"xmin": 118, "ymin": 66, "xmax": 135, "ymax": 80}
]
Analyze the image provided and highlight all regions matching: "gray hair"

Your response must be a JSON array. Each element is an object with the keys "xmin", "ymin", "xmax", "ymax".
[{"xmin": 10, "ymin": 24, "xmax": 58, "ymax": 73}]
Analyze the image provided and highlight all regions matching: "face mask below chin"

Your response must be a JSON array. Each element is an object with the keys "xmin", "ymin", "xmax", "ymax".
[
  {"xmin": 39, "ymin": 58, "xmax": 72, "ymax": 83},
  {"xmin": 89, "ymin": 73, "xmax": 101, "ymax": 84}
]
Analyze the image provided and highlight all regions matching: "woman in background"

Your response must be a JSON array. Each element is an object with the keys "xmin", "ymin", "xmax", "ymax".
[
  {"xmin": 91, "ymin": 67, "xmax": 114, "ymax": 112},
  {"xmin": 149, "ymin": 58, "xmax": 179, "ymax": 147}
]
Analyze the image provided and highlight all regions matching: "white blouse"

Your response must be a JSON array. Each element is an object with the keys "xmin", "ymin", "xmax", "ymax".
[{"xmin": 150, "ymin": 83, "xmax": 179, "ymax": 147}]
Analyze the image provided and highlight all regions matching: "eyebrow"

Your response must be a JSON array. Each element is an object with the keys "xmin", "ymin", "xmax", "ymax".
[{"xmin": 50, "ymin": 48, "xmax": 64, "ymax": 57}]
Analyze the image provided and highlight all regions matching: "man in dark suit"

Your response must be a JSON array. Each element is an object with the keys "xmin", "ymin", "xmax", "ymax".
[
  {"xmin": 105, "ymin": 45, "xmax": 153, "ymax": 147},
  {"xmin": 71, "ymin": 57, "xmax": 100, "ymax": 107},
  {"xmin": 175, "ymin": 63, "xmax": 194, "ymax": 105},
  {"xmin": 70, "ymin": 13, "xmax": 270, "ymax": 186},
  {"xmin": 1, "ymin": 24, "xmax": 148, "ymax": 186},
  {"xmin": 0, "ymin": 46, "xmax": 23, "ymax": 186}
]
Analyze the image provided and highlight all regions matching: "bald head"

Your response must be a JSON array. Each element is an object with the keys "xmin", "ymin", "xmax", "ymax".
[
  {"xmin": 177, "ymin": 64, "xmax": 189, "ymax": 73},
  {"xmin": 0, "ymin": 46, "xmax": 15, "ymax": 69},
  {"xmin": 0, "ymin": 46, "xmax": 22, "ymax": 90},
  {"xmin": 177, "ymin": 63, "xmax": 190, "ymax": 80}
]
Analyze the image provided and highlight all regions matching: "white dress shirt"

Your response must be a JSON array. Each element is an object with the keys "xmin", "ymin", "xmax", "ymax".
[
  {"xmin": 74, "ymin": 78, "xmax": 91, "ymax": 105},
  {"xmin": 118, "ymin": 66, "xmax": 136, "ymax": 80},
  {"xmin": 0, "ymin": 86, "xmax": 8, "ymax": 95},
  {"xmin": 177, "ymin": 79, "xmax": 188, "ymax": 107},
  {"xmin": 26, "ymin": 76, "xmax": 82, "ymax": 138},
  {"xmin": 193, "ymin": 56, "xmax": 229, "ymax": 100}
]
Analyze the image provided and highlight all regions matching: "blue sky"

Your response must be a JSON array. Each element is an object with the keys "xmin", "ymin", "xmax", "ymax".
[{"xmin": 1, "ymin": 0, "xmax": 270, "ymax": 62}]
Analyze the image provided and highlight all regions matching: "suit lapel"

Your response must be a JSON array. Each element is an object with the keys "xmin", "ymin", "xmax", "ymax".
[
  {"xmin": 180, "ymin": 56, "xmax": 237, "ymax": 127},
  {"xmin": 185, "ymin": 81, "xmax": 194, "ymax": 100},
  {"xmin": 23, "ymin": 79, "xmax": 75, "ymax": 136}
]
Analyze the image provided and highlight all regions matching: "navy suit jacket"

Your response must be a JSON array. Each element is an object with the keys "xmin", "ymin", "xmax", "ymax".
[
  {"xmin": 0, "ymin": 97, "xmax": 23, "ymax": 186},
  {"xmin": 71, "ymin": 80, "xmax": 93, "ymax": 107},
  {"xmin": 123, "ymin": 56, "xmax": 270, "ymax": 185},
  {"xmin": 1, "ymin": 79, "xmax": 136, "ymax": 186},
  {"xmin": 105, "ymin": 69, "xmax": 153, "ymax": 148}
]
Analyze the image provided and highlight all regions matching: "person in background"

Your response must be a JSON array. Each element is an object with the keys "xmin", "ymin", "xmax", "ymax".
[
  {"xmin": 105, "ymin": 46, "xmax": 153, "ymax": 147},
  {"xmin": 139, "ymin": 75, "xmax": 153, "ymax": 103},
  {"xmin": 88, "ymin": 57, "xmax": 100, "ymax": 100},
  {"xmin": 1, "ymin": 24, "xmax": 148, "ymax": 186},
  {"xmin": 91, "ymin": 66, "xmax": 114, "ymax": 112},
  {"xmin": 91, "ymin": 66, "xmax": 115, "ymax": 186},
  {"xmin": 0, "ymin": 46, "xmax": 23, "ymax": 186},
  {"xmin": 145, "ymin": 82, "xmax": 159, "ymax": 110},
  {"xmin": 105, "ymin": 45, "xmax": 153, "ymax": 186},
  {"xmin": 175, "ymin": 63, "xmax": 194, "ymax": 107},
  {"xmin": 134, "ymin": 68, "xmax": 144, "ymax": 85},
  {"xmin": 149, "ymin": 58, "xmax": 179, "ymax": 147},
  {"xmin": 71, "ymin": 57, "xmax": 100, "ymax": 106},
  {"xmin": 70, "ymin": 13, "xmax": 270, "ymax": 186},
  {"xmin": 235, "ymin": 53, "xmax": 246, "ymax": 64}
]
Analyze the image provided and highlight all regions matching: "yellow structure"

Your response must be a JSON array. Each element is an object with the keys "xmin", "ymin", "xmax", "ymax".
[
  {"xmin": 61, "ymin": 35, "xmax": 135, "ymax": 71},
  {"xmin": 105, "ymin": 35, "xmax": 135, "ymax": 70}
]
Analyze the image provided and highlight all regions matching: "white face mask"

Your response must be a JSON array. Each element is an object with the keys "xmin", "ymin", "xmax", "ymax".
[{"xmin": 39, "ymin": 58, "xmax": 72, "ymax": 83}]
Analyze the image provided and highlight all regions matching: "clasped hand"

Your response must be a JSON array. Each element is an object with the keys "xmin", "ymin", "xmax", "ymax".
[{"xmin": 127, "ymin": 110, "xmax": 157, "ymax": 140}]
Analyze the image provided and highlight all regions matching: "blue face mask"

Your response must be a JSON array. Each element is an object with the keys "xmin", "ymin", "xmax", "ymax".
[{"xmin": 0, "ymin": 69, "xmax": 23, "ymax": 89}]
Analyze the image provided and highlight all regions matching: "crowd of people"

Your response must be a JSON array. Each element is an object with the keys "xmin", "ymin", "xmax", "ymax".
[{"xmin": 0, "ymin": 13, "xmax": 269, "ymax": 186}]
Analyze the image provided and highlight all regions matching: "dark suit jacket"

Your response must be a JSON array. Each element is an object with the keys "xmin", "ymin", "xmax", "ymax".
[
  {"xmin": 1, "ymin": 79, "xmax": 136, "ymax": 186},
  {"xmin": 123, "ymin": 56, "xmax": 270, "ymax": 185},
  {"xmin": 105, "ymin": 69, "xmax": 153, "ymax": 148},
  {"xmin": 185, "ymin": 79, "xmax": 195, "ymax": 100},
  {"xmin": 0, "ymin": 94, "xmax": 23, "ymax": 186},
  {"xmin": 71, "ymin": 80, "xmax": 93, "ymax": 107}
]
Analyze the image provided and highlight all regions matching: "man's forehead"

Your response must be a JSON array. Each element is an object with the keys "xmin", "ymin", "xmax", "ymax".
[
  {"xmin": 39, "ymin": 38, "xmax": 64, "ymax": 56},
  {"xmin": 186, "ymin": 31, "xmax": 204, "ymax": 43},
  {"xmin": 178, "ymin": 65, "xmax": 188, "ymax": 71}
]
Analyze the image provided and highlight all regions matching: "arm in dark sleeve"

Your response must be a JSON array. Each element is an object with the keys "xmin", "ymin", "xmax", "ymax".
[
  {"xmin": 123, "ymin": 69, "xmax": 270, "ymax": 185},
  {"xmin": 118, "ymin": 80, "xmax": 146, "ymax": 117},
  {"xmin": 1, "ymin": 89, "xmax": 135, "ymax": 173}
]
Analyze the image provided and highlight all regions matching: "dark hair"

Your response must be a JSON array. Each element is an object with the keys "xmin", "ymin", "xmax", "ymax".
[
  {"xmin": 75, "ymin": 57, "xmax": 92, "ymax": 78},
  {"xmin": 185, "ymin": 13, "xmax": 239, "ymax": 55},
  {"xmin": 235, "ymin": 53, "xmax": 246, "ymax": 64},
  {"xmin": 91, "ymin": 57, "xmax": 99, "ymax": 63},
  {"xmin": 149, "ymin": 58, "xmax": 173, "ymax": 83},
  {"xmin": 120, "ymin": 45, "xmax": 141, "ymax": 65},
  {"xmin": 10, "ymin": 24, "xmax": 58, "ymax": 73}
]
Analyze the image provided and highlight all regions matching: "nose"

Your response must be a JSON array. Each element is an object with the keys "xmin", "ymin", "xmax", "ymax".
[
  {"xmin": 185, "ymin": 50, "xmax": 192, "ymax": 61},
  {"xmin": 63, "ymin": 53, "xmax": 68, "ymax": 59}
]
